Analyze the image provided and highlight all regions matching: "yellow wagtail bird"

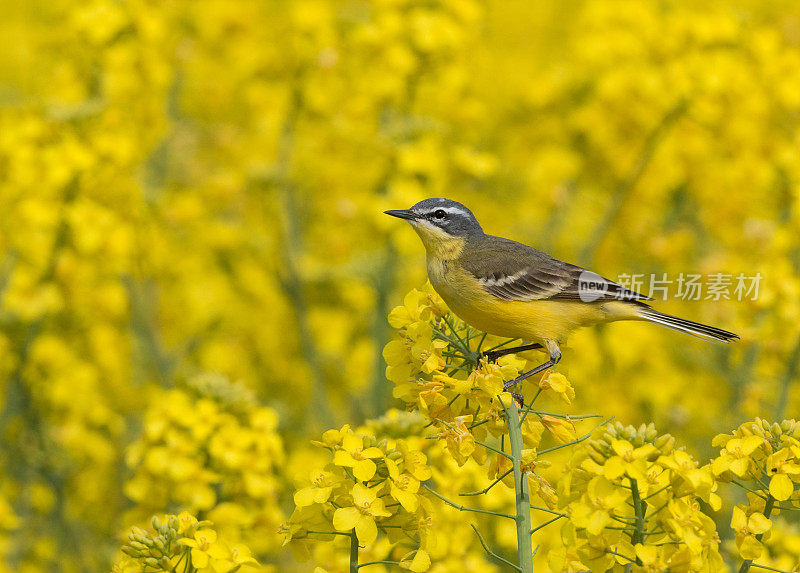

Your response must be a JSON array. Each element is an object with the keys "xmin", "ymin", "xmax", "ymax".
[{"xmin": 385, "ymin": 198, "xmax": 739, "ymax": 392}]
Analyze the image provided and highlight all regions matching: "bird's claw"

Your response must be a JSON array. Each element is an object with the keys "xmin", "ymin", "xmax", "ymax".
[{"xmin": 479, "ymin": 349, "xmax": 503, "ymax": 363}]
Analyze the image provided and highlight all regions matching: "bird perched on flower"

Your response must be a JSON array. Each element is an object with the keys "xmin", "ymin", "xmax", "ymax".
[{"xmin": 385, "ymin": 198, "xmax": 738, "ymax": 391}]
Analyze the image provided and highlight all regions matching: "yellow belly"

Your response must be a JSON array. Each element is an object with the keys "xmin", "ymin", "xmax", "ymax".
[{"xmin": 427, "ymin": 258, "xmax": 637, "ymax": 343}]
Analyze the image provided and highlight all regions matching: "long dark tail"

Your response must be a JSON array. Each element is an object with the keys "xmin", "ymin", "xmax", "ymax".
[{"xmin": 637, "ymin": 308, "xmax": 740, "ymax": 342}]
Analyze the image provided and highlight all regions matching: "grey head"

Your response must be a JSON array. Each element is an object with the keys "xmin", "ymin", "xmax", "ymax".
[{"xmin": 384, "ymin": 198, "xmax": 484, "ymax": 237}]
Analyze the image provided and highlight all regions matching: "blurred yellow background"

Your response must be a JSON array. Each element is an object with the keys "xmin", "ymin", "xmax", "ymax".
[{"xmin": 1, "ymin": 0, "xmax": 799, "ymax": 570}]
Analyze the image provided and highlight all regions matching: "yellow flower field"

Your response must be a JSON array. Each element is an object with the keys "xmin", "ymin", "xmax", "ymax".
[{"xmin": 1, "ymin": 0, "xmax": 800, "ymax": 571}]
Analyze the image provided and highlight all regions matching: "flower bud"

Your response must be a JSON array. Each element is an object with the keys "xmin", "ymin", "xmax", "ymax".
[
  {"xmin": 588, "ymin": 450, "xmax": 606, "ymax": 464},
  {"xmin": 151, "ymin": 516, "xmax": 162, "ymax": 530},
  {"xmin": 654, "ymin": 434, "xmax": 675, "ymax": 454},
  {"xmin": 589, "ymin": 441, "xmax": 606, "ymax": 455}
]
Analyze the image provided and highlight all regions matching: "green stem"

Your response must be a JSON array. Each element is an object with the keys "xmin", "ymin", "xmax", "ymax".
[
  {"xmin": 739, "ymin": 495, "xmax": 775, "ymax": 573},
  {"xmin": 505, "ymin": 399, "xmax": 535, "ymax": 573},
  {"xmin": 421, "ymin": 482, "xmax": 514, "ymax": 520},
  {"xmin": 470, "ymin": 524, "xmax": 522, "ymax": 572},
  {"xmin": 459, "ymin": 468, "xmax": 513, "ymax": 497},
  {"xmin": 350, "ymin": 531, "xmax": 359, "ymax": 573},
  {"xmin": 629, "ymin": 477, "xmax": 646, "ymax": 564},
  {"xmin": 749, "ymin": 563, "xmax": 794, "ymax": 573},
  {"xmin": 358, "ymin": 561, "xmax": 401, "ymax": 569}
]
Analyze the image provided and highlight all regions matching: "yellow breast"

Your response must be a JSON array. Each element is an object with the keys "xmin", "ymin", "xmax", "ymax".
[{"xmin": 427, "ymin": 258, "xmax": 630, "ymax": 344}]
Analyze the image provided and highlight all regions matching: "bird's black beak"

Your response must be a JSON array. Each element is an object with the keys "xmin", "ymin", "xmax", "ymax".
[{"xmin": 384, "ymin": 209, "xmax": 418, "ymax": 221}]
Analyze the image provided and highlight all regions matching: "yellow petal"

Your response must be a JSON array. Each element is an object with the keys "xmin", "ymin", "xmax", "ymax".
[
  {"xmin": 737, "ymin": 535, "xmax": 763, "ymax": 560},
  {"xmin": 351, "ymin": 483, "xmax": 376, "ymax": 505},
  {"xmin": 711, "ymin": 456, "xmax": 731, "ymax": 476},
  {"xmin": 731, "ymin": 506, "xmax": 747, "ymax": 531},
  {"xmin": 333, "ymin": 507, "xmax": 360, "ymax": 531},
  {"xmin": 386, "ymin": 459, "xmax": 401, "ymax": 480},
  {"xmin": 314, "ymin": 486, "xmax": 333, "ymax": 504},
  {"xmin": 342, "ymin": 433, "xmax": 364, "ymax": 452},
  {"xmin": 361, "ymin": 447, "xmax": 384, "ymax": 459},
  {"xmin": 587, "ymin": 510, "xmax": 609, "ymax": 536},
  {"xmin": 748, "ymin": 512, "xmax": 771, "ymax": 535},
  {"xmin": 392, "ymin": 485, "xmax": 419, "ymax": 512},
  {"xmin": 334, "ymin": 450, "xmax": 356, "ymax": 467},
  {"xmin": 369, "ymin": 496, "xmax": 393, "ymax": 517},
  {"xmin": 603, "ymin": 457, "xmax": 626, "ymax": 480},
  {"xmin": 354, "ymin": 459, "xmax": 377, "ymax": 481},
  {"xmin": 740, "ymin": 435, "xmax": 764, "ymax": 455},
  {"xmin": 355, "ymin": 516, "xmax": 378, "ymax": 545},
  {"xmin": 409, "ymin": 549, "xmax": 431, "ymax": 572},
  {"xmin": 611, "ymin": 439, "xmax": 634, "ymax": 457},
  {"xmin": 191, "ymin": 548, "xmax": 209, "ymax": 569},
  {"xmin": 635, "ymin": 544, "xmax": 658, "ymax": 565},
  {"xmin": 769, "ymin": 473, "xmax": 794, "ymax": 501},
  {"xmin": 294, "ymin": 487, "xmax": 316, "ymax": 507},
  {"xmin": 729, "ymin": 458, "xmax": 750, "ymax": 477}
]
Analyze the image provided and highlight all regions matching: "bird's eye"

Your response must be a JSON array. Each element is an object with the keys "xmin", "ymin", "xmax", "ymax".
[{"xmin": 432, "ymin": 209, "xmax": 446, "ymax": 220}]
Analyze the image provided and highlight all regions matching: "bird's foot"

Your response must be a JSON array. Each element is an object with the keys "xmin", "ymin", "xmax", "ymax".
[{"xmin": 478, "ymin": 349, "xmax": 504, "ymax": 363}]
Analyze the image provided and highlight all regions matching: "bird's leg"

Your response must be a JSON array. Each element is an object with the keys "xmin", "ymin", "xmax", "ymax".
[
  {"xmin": 480, "ymin": 342, "xmax": 543, "ymax": 363},
  {"xmin": 503, "ymin": 341, "xmax": 561, "ymax": 391}
]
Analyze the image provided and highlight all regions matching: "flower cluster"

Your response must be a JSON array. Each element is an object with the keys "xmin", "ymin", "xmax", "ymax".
[
  {"xmin": 113, "ymin": 513, "xmax": 259, "ymax": 573},
  {"xmin": 556, "ymin": 422, "xmax": 723, "ymax": 572},
  {"xmin": 711, "ymin": 418, "xmax": 800, "ymax": 563},
  {"xmin": 282, "ymin": 425, "xmax": 433, "ymax": 571},
  {"xmin": 124, "ymin": 374, "xmax": 285, "ymax": 556},
  {"xmin": 384, "ymin": 285, "xmax": 580, "ymax": 482}
]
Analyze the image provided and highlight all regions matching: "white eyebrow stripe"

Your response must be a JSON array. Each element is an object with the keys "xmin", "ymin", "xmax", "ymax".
[{"xmin": 417, "ymin": 206, "xmax": 470, "ymax": 217}]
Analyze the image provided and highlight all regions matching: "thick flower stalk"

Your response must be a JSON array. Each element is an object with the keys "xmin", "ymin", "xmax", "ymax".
[
  {"xmin": 711, "ymin": 418, "xmax": 800, "ymax": 573},
  {"xmin": 556, "ymin": 422, "xmax": 724, "ymax": 572}
]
